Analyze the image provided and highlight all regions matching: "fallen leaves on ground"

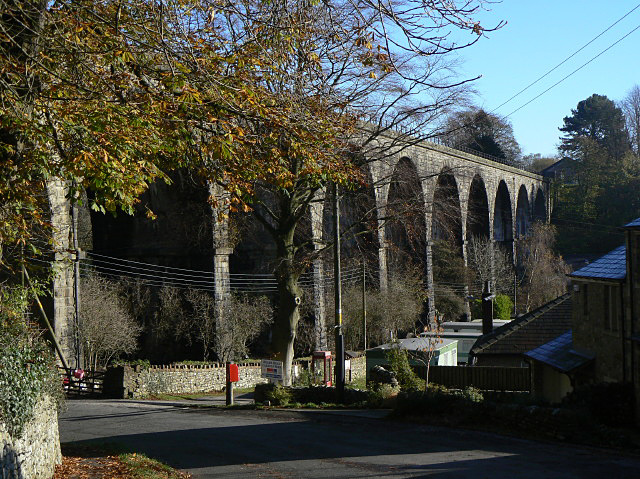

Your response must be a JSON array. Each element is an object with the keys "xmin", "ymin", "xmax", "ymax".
[
  {"xmin": 54, "ymin": 446, "xmax": 191, "ymax": 479},
  {"xmin": 54, "ymin": 454, "xmax": 133, "ymax": 479}
]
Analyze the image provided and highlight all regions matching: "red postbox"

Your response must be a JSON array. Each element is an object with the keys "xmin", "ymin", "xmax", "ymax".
[{"xmin": 226, "ymin": 363, "xmax": 239, "ymax": 383}]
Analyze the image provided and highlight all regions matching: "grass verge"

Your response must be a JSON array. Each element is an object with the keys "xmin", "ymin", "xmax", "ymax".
[{"xmin": 55, "ymin": 442, "xmax": 190, "ymax": 479}]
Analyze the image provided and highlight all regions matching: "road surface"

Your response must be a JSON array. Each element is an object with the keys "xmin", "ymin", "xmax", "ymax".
[{"xmin": 59, "ymin": 399, "xmax": 640, "ymax": 478}]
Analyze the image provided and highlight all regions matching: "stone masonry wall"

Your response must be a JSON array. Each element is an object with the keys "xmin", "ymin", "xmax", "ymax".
[
  {"xmin": 46, "ymin": 179, "xmax": 76, "ymax": 367},
  {"xmin": 108, "ymin": 356, "xmax": 367, "ymax": 399},
  {"xmin": 119, "ymin": 363, "xmax": 267, "ymax": 398},
  {"xmin": 0, "ymin": 396, "xmax": 61, "ymax": 479},
  {"xmin": 349, "ymin": 355, "xmax": 366, "ymax": 382}
]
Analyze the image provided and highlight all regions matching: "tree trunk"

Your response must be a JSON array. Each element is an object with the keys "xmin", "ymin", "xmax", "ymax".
[{"xmin": 272, "ymin": 227, "xmax": 302, "ymax": 386}]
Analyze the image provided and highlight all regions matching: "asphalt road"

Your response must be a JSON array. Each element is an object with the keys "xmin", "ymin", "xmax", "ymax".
[{"xmin": 59, "ymin": 399, "xmax": 640, "ymax": 478}]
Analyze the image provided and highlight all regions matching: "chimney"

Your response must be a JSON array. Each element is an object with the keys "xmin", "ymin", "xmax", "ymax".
[{"xmin": 482, "ymin": 280, "xmax": 494, "ymax": 335}]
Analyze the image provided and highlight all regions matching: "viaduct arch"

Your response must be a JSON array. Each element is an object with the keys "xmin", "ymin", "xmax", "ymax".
[
  {"xmin": 314, "ymin": 138, "xmax": 551, "ymax": 325},
  {"xmin": 48, "ymin": 137, "xmax": 549, "ymax": 361}
]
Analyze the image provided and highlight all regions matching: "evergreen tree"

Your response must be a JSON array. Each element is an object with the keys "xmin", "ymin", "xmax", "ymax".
[
  {"xmin": 559, "ymin": 94, "xmax": 631, "ymax": 165},
  {"xmin": 554, "ymin": 94, "xmax": 636, "ymax": 255}
]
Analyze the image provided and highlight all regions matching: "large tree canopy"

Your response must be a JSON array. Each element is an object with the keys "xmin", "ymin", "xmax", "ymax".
[
  {"xmin": 1, "ymin": 0, "xmax": 502, "ymax": 382},
  {"xmin": 559, "ymin": 93, "xmax": 630, "ymax": 164},
  {"xmin": 553, "ymin": 93, "xmax": 639, "ymax": 255},
  {"xmin": 622, "ymin": 85, "xmax": 640, "ymax": 159},
  {"xmin": 442, "ymin": 108, "xmax": 521, "ymax": 163}
]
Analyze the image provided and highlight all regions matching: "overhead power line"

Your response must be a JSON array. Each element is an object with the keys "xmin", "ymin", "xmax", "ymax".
[
  {"xmin": 504, "ymin": 22, "xmax": 640, "ymax": 118},
  {"xmin": 492, "ymin": 2, "xmax": 640, "ymax": 114}
]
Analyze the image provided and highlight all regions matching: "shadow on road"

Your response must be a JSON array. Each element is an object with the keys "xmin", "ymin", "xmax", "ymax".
[{"xmin": 60, "ymin": 408, "xmax": 640, "ymax": 478}]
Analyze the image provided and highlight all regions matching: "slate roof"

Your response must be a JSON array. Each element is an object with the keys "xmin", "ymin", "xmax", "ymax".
[
  {"xmin": 471, "ymin": 294, "xmax": 572, "ymax": 357},
  {"xmin": 524, "ymin": 330, "xmax": 594, "ymax": 373},
  {"xmin": 569, "ymin": 245, "xmax": 626, "ymax": 281},
  {"xmin": 625, "ymin": 217, "xmax": 640, "ymax": 228}
]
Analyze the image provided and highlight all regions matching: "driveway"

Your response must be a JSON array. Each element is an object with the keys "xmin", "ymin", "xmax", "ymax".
[{"xmin": 59, "ymin": 399, "xmax": 640, "ymax": 478}]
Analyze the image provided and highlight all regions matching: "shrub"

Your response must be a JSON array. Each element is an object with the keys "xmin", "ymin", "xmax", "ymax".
[
  {"xmin": 255, "ymin": 383, "xmax": 374, "ymax": 408},
  {"xmin": 254, "ymin": 383, "xmax": 292, "ymax": 406},
  {"xmin": 393, "ymin": 384, "xmax": 484, "ymax": 418},
  {"xmin": 434, "ymin": 286, "xmax": 466, "ymax": 322},
  {"xmin": 472, "ymin": 295, "xmax": 513, "ymax": 320},
  {"xmin": 457, "ymin": 387, "xmax": 484, "ymax": 403},
  {"xmin": 367, "ymin": 383, "xmax": 400, "ymax": 408},
  {"xmin": 293, "ymin": 368, "xmax": 313, "ymax": 387},
  {"xmin": 386, "ymin": 346, "xmax": 423, "ymax": 391},
  {"xmin": 494, "ymin": 294, "xmax": 513, "ymax": 320}
]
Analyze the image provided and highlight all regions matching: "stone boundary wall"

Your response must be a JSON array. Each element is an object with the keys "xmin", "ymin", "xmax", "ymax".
[
  {"xmin": 117, "ymin": 363, "xmax": 267, "ymax": 399},
  {"xmin": 105, "ymin": 355, "xmax": 367, "ymax": 399},
  {"xmin": 349, "ymin": 355, "xmax": 366, "ymax": 382},
  {"xmin": 0, "ymin": 396, "xmax": 61, "ymax": 479}
]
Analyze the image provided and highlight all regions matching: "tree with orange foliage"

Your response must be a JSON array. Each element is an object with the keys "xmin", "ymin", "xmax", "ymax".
[{"xmin": 1, "ymin": 0, "xmax": 501, "ymax": 383}]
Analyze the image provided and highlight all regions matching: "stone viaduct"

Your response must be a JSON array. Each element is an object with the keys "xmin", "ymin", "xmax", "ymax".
[{"xmin": 47, "ymin": 135, "xmax": 549, "ymax": 365}]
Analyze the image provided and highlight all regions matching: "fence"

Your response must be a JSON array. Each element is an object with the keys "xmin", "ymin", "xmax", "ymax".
[
  {"xmin": 414, "ymin": 365, "xmax": 531, "ymax": 392},
  {"xmin": 59, "ymin": 367, "xmax": 105, "ymax": 396}
]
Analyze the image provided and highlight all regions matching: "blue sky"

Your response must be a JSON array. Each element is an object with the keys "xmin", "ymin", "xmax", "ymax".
[{"xmin": 452, "ymin": 1, "xmax": 640, "ymax": 158}]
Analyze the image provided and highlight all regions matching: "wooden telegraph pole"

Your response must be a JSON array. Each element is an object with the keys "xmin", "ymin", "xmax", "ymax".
[
  {"xmin": 333, "ymin": 185, "xmax": 345, "ymax": 401},
  {"xmin": 362, "ymin": 261, "xmax": 367, "ymax": 351}
]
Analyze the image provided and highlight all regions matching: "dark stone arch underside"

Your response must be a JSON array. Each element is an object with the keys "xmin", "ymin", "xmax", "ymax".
[
  {"xmin": 339, "ymin": 166, "xmax": 379, "ymax": 265},
  {"xmin": 515, "ymin": 185, "xmax": 531, "ymax": 238},
  {"xmin": 533, "ymin": 189, "xmax": 547, "ymax": 222},
  {"xmin": 466, "ymin": 175, "xmax": 490, "ymax": 241},
  {"xmin": 386, "ymin": 158, "xmax": 426, "ymax": 274},
  {"xmin": 432, "ymin": 171, "xmax": 463, "ymax": 249},
  {"xmin": 494, "ymin": 181, "xmax": 513, "ymax": 243}
]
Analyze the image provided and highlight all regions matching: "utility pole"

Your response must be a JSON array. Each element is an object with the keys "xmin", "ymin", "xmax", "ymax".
[
  {"xmin": 71, "ymin": 190, "xmax": 83, "ymax": 369},
  {"xmin": 362, "ymin": 261, "xmax": 367, "ymax": 351},
  {"xmin": 333, "ymin": 184, "xmax": 345, "ymax": 401}
]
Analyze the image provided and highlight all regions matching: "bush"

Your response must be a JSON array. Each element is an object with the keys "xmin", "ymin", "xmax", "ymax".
[
  {"xmin": 293, "ymin": 368, "xmax": 313, "ymax": 387},
  {"xmin": 494, "ymin": 294, "xmax": 513, "ymax": 320},
  {"xmin": 366, "ymin": 383, "xmax": 400, "ymax": 408},
  {"xmin": 434, "ymin": 286, "xmax": 465, "ymax": 322},
  {"xmin": 254, "ymin": 383, "xmax": 292, "ymax": 406},
  {"xmin": 472, "ymin": 295, "xmax": 513, "ymax": 320},
  {"xmin": 255, "ymin": 383, "xmax": 375, "ymax": 408},
  {"xmin": 386, "ymin": 346, "xmax": 423, "ymax": 391},
  {"xmin": 457, "ymin": 387, "xmax": 484, "ymax": 403},
  {"xmin": 393, "ymin": 384, "xmax": 485, "ymax": 418}
]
